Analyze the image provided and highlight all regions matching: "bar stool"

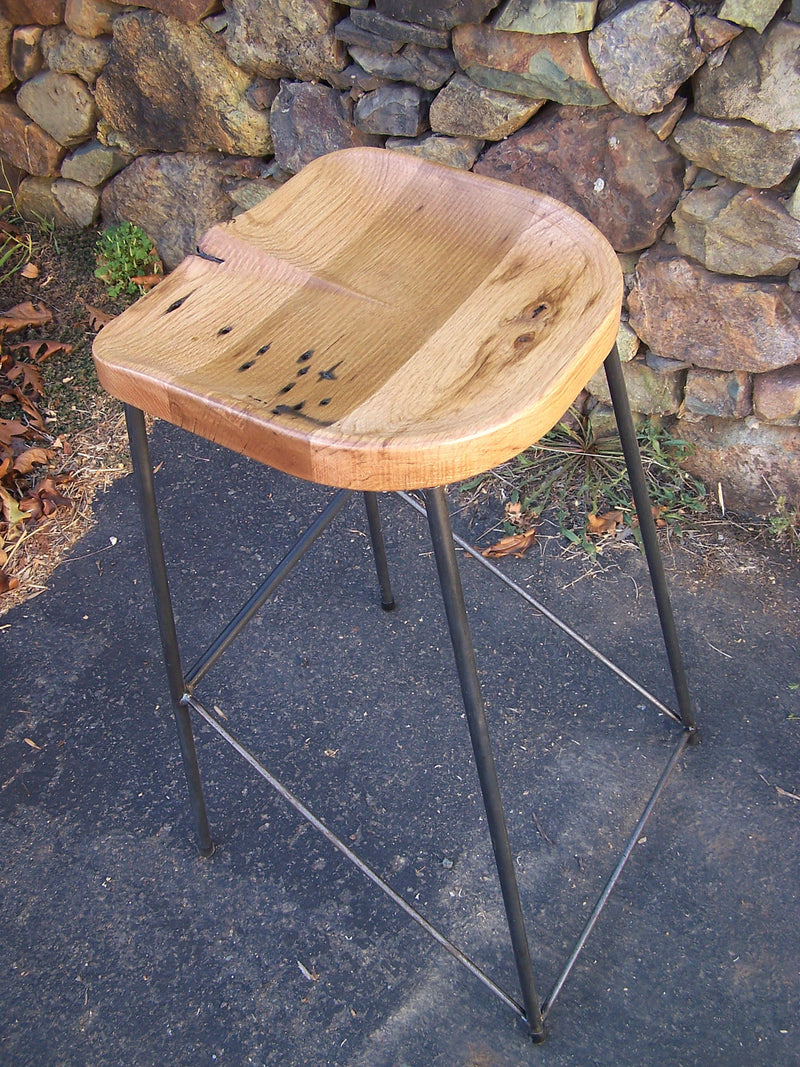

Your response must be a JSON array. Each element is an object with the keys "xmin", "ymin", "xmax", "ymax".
[{"xmin": 92, "ymin": 147, "xmax": 697, "ymax": 1043}]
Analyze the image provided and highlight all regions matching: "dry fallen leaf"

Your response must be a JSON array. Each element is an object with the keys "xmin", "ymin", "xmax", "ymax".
[
  {"xmin": 481, "ymin": 528, "xmax": 537, "ymax": 559},
  {"xmin": 20, "ymin": 263, "xmax": 40, "ymax": 280},
  {"xmin": 85, "ymin": 305, "xmax": 114, "ymax": 331},
  {"xmin": 130, "ymin": 274, "xmax": 163, "ymax": 290},
  {"xmin": 9, "ymin": 339, "xmax": 73, "ymax": 364},
  {"xmin": 587, "ymin": 510, "xmax": 624, "ymax": 537},
  {"xmin": 13, "ymin": 447, "xmax": 52, "ymax": 475},
  {"xmin": 0, "ymin": 569, "xmax": 19, "ymax": 594},
  {"xmin": 0, "ymin": 301, "xmax": 52, "ymax": 333},
  {"xmin": 23, "ymin": 737, "xmax": 41, "ymax": 750}
]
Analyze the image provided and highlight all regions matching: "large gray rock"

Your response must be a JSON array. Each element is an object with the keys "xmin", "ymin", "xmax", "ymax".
[
  {"xmin": 94, "ymin": 11, "xmax": 272, "ymax": 156},
  {"xmin": 52, "ymin": 177, "xmax": 100, "ymax": 226},
  {"xmin": 270, "ymin": 81, "xmax": 382, "ymax": 174},
  {"xmin": 452, "ymin": 24, "xmax": 609, "ymax": 104},
  {"xmin": 718, "ymin": 0, "xmax": 781, "ymax": 33},
  {"xmin": 353, "ymin": 84, "xmax": 430, "ymax": 136},
  {"xmin": 429, "ymin": 73, "xmax": 543, "ymax": 138},
  {"xmin": 673, "ymin": 181, "xmax": 800, "ymax": 277},
  {"xmin": 678, "ymin": 417, "xmax": 800, "ymax": 515},
  {"xmin": 16, "ymin": 71, "xmax": 96, "ymax": 147},
  {"xmin": 40, "ymin": 26, "xmax": 110, "ymax": 83},
  {"xmin": 588, "ymin": 356, "xmax": 686, "ymax": 415},
  {"xmin": 475, "ymin": 105, "xmax": 684, "ymax": 252},
  {"xmin": 628, "ymin": 243, "xmax": 800, "ymax": 373},
  {"xmin": 671, "ymin": 113, "xmax": 800, "ymax": 189},
  {"xmin": 225, "ymin": 0, "xmax": 345, "ymax": 81},
  {"xmin": 60, "ymin": 139, "xmax": 129, "ymax": 186},
  {"xmin": 385, "ymin": 131, "xmax": 483, "ymax": 168},
  {"xmin": 349, "ymin": 9, "xmax": 450, "ymax": 48},
  {"xmin": 100, "ymin": 153, "xmax": 261, "ymax": 268},
  {"xmin": 496, "ymin": 0, "xmax": 598, "ymax": 34},
  {"xmin": 588, "ymin": 0, "xmax": 704, "ymax": 116},
  {"xmin": 373, "ymin": 0, "xmax": 500, "ymax": 30},
  {"xmin": 693, "ymin": 20, "xmax": 800, "ymax": 133},
  {"xmin": 348, "ymin": 43, "xmax": 456, "ymax": 91}
]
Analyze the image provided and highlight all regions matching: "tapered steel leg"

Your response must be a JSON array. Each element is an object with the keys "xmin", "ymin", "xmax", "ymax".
[
  {"xmin": 424, "ymin": 487, "xmax": 546, "ymax": 1042},
  {"xmin": 124, "ymin": 405, "xmax": 214, "ymax": 854},
  {"xmin": 364, "ymin": 492, "xmax": 396, "ymax": 611},
  {"xmin": 604, "ymin": 347, "xmax": 698, "ymax": 737}
]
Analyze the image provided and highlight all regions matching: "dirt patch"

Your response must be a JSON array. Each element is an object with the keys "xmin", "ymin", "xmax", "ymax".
[{"xmin": 1, "ymin": 225, "xmax": 132, "ymax": 613}]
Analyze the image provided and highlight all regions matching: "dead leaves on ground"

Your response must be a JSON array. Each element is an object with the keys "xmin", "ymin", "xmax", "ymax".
[
  {"xmin": 0, "ymin": 302, "xmax": 76, "ymax": 593},
  {"xmin": 481, "ymin": 500, "xmax": 538, "ymax": 559}
]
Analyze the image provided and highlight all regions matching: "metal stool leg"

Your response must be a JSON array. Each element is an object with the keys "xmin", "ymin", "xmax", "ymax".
[
  {"xmin": 425, "ymin": 487, "xmax": 546, "ymax": 1042},
  {"xmin": 124, "ymin": 405, "xmax": 214, "ymax": 855},
  {"xmin": 363, "ymin": 491, "xmax": 396, "ymax": 611},
  {"xmin": 603, "ymin": 347, "xmax": 698, "ymax": 737}
]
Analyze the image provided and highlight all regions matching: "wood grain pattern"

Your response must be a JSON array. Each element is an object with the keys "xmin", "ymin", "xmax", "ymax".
[{"xmin": 93, "ymin": 148, "xmax": 622, "ymax": 491}]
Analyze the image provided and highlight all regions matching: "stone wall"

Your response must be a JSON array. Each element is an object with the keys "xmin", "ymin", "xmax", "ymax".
[{"xmin": 2, "ymin": 0, "xmax": 800, "ymax": 514}]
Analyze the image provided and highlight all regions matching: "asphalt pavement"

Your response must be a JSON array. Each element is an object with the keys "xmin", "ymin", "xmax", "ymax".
[{"xmin": 2, "ymin": 420, "xmax": 798, "ymax": 1066}]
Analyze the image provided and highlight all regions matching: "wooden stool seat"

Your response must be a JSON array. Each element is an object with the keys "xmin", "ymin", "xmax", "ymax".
[{"xmin": 93, "ymin": 147, "xmax": 622, "ymax": 491}]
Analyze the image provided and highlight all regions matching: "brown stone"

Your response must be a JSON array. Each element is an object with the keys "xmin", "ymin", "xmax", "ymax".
[
  {"xmin": 269, "ymin": 81, "xmax": 382, "ymax": 174},
  {"xmin": 353, "ymin": 84, "xmax": 430, "ymax": 137},
  {"xmin": 385, "ymin": 131, "xmax": 483, "ymax": 168},
  {"xmin": 100, "ymin": 153, "xmax": 258, "ymax": 268},
  {"xmin": 0, "ymin": 17, "xmax": 13, "ymax": 94},
  {"xmin": 693, "ymin": 14, "xmax": 742, "ymax": 53},
  {"xmin": 40, "ymin": 27, "xmax": 111, "ymax": 84},
  {"xmin": 646, "ymin": 95, "xmax": 686, "ymax": 140},
  {"xmin": 628, "ymin": 244, "xmax": 800, "ymax": 373},
  {"xmin": 349, "ymin": 9, "xmax": 451, "ymax": 49},
  {"xmin": 65, "ymin": 0, "xmax": 120, "ymax": 38},
  {"xmin": 753, "ymin": 365, "xmax": 800, "ymax": 422},
  {"xmin": 673, "ymin": 181, "xmax": 800, "ymax": 277},
  {"xmin": 683, "ymin": 368, "xmax": 752, "ymax": 419},
  {"xmin": 672, "ymin": 113, "xmax": 800, "ymax": 189},
  {"xmin": 106, "ymin": 0, "xmax": 218, "ymax": 19},
  {"xmin": 588, "ymin": 1, "xmax": 703, "ymax": 116},
  {"xmin": 224, "ymin": 0, "xmax": 345, "ymax": 81},
  {"xmin": 475, "ymin": 105, "xmax": 683, "ymax": 252},
  {"xmin": 374, "ymin": 0, "xmax": 500, "ymax": 30},
  {"xmin": 2, "ymin": 1, "xmax": 65, "ymax": 26},
  {"xmin": 16, "ymin": 71, "xmax": 96, "ymax": 147},
  {"xmin": 0, "ymin": 94, "xmax": 65, "ymax": 175},
  {"xmin": 453, "ymin": 24, "xmax": 608, "ymax": 105},
  {"xmin": 678, "ymin": 417, "xmax": 800, "ymax": 515},
  {"xmin": 348, "ymin": 43, "xmax": 456, "ymax": 91},
  {"xmin": 693, "ymin": 21, "xmax": 800, "ymax": 134},
  {"xmin": 429, "ymin": 73, "xmax": 543, "ymax": 139},
  {"xmin": 11, "ymin": 26, "xmax": 44, "ymax": 83},
  {"xmin": 95, "ymin": 12, "xmax": 272, "ymax": 156}
]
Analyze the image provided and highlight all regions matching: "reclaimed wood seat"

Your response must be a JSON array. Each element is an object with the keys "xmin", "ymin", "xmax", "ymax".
[
  {"xmin": 93, "ymin": 147, "xmax": 622, "ymax": 491},
  {"xmin": 92, "ymin": 147, "xmax": 696, "ymax": 1044}
]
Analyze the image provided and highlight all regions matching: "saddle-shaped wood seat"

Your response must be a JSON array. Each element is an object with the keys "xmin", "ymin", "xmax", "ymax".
[{"xmin": 93, "ymin": 147, "xmax": 622, "ymax": 491}]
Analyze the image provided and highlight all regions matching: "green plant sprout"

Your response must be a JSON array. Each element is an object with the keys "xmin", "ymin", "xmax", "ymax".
[{"xmin": 95, "ymin": 221, "xmax": 161, "ymax": 298}]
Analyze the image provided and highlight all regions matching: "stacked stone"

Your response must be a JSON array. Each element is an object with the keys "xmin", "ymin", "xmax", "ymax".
[{"xmin": 1, "ymin": 0, "xmax": 799, "ymax": 512}]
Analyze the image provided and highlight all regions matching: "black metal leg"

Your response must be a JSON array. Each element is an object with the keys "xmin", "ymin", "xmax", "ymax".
[
  {"xmin": 364, "ymin": 492, "xmax": 396, "ymax": 611},
  {"xmin": 424, "ymin": 487, "xmax": 546, "ymax": 1042},
  {"xmin": 124, "ymin": 405, "xmax": 214, "ymax": 854},
  {"xmin": 604, "ymin": 347, "xmax": 698, "ymax": 737}
]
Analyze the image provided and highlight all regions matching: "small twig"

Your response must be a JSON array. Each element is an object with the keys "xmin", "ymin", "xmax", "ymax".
[{"xmin": 532, "ymin": 810, "xmax": 555, "ymax": 847}]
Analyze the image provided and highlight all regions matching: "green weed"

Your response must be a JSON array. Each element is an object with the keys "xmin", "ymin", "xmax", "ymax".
[{"xmin": 95, "ymin": 221, "xmax": 161, "ymax": 298}]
